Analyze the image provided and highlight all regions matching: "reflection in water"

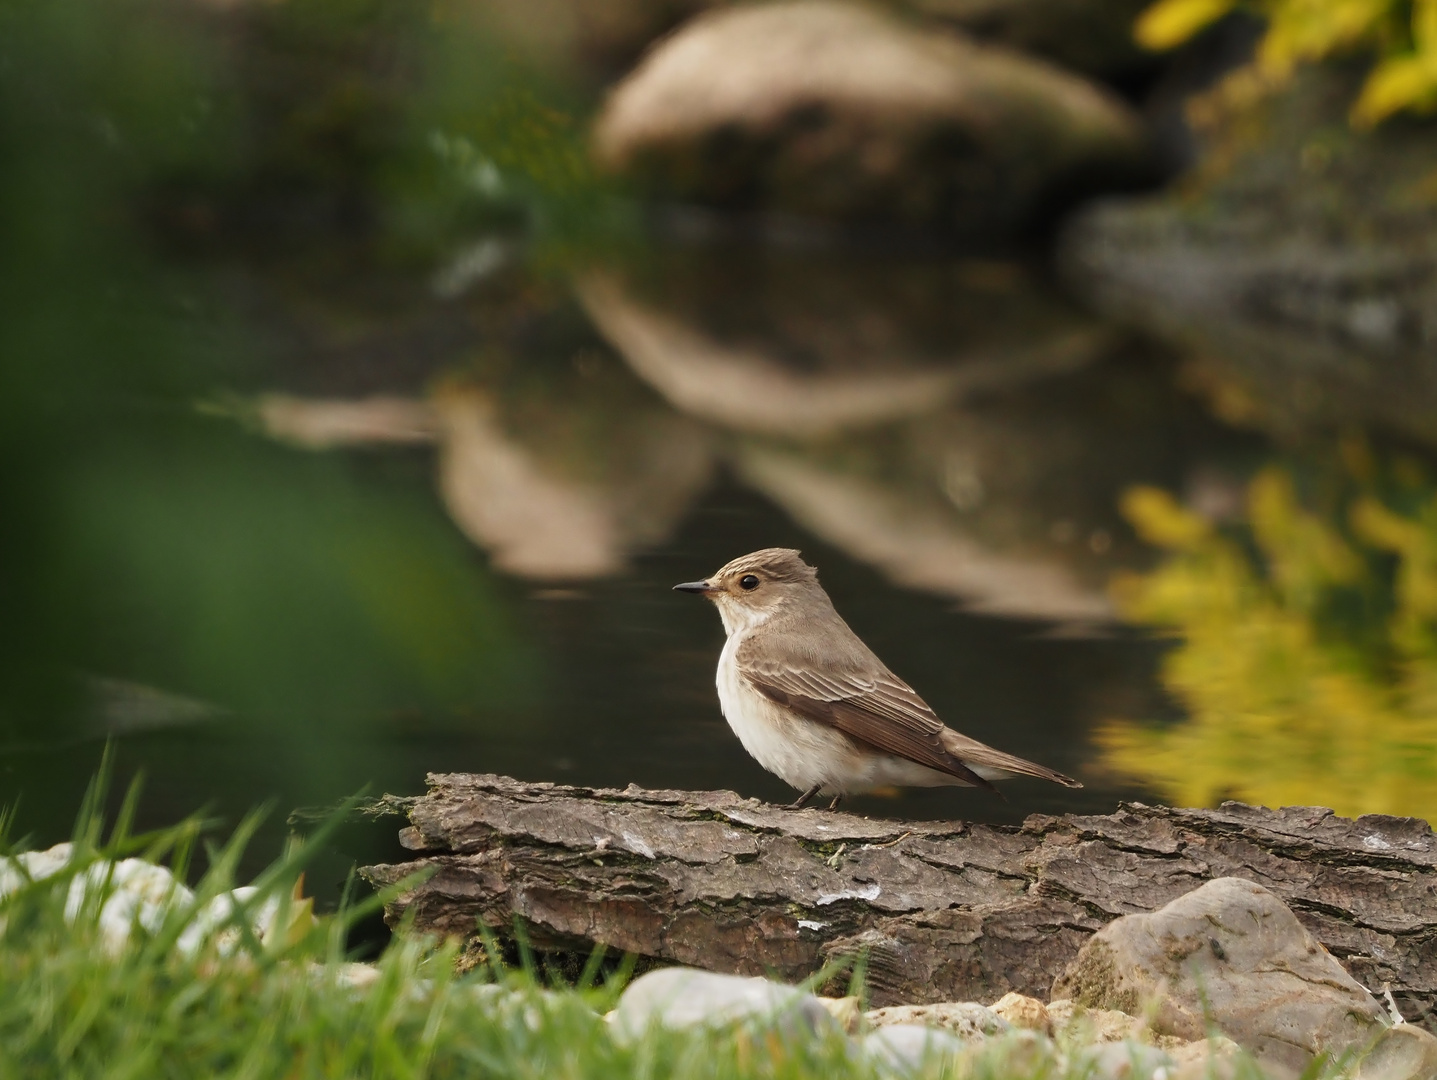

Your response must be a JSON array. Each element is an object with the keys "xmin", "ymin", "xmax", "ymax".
[
  {"xmin": 256, "ymin": 396, "xmax": 438, "ymax": 450},
  {"xmin": 577, "ymin": 251, "xmax": 1113, "ymax": 435},
  {"xmin": 736, "ymin": 446, "xmax": 1113, "ymax": 623},
  {"xmin": 435, "ymin": 385, "xmax": 627, "ymax": 577},
  {"xmin": 567, "ymin": 249, "xmax": 1249, "ymax": 628},
  {"xmin": 1099, "ymin": 452, "xmax": 1437, "ymax": 819},
  {"xmin": 432, "ymin": 379, "xmax": 712, "ymax": 578},
  {"xmin": 3, "ymin": 0, "xmax": 1269, "ymax": 899},
  {"xmin": 11, "ymin": 0, "xmax": 1437, "ymax": 889},
  {"xmin": 254, "ymin": 373, "xmax": 714, "ymax": 580},
  {"xmin": 248, "ymin": 251, "xmax": 1257, "ymax": 629}
]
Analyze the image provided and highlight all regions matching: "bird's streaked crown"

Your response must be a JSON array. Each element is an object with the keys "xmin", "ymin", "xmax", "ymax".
[{"xmin": 712, "ymin": 548, "xmax": 818, "ymax": 585}]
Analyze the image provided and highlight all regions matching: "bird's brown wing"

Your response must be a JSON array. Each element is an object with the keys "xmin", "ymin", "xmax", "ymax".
[{"xmin": 735, "ymin": 645, "xmax": 999, "ymax": 792}]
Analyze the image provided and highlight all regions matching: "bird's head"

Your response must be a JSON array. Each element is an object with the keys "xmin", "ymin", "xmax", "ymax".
[{"xmin": 673, "ymin": 548, "xmax": 821, "ymax": 633}]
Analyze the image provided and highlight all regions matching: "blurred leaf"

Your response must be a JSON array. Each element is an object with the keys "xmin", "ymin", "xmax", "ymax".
[
  {"xmin": 1135, "ymin": 0, "xmax": 1237, "ymax": 50},
  {"xmin": 1120, "ymin": 485, "xmax": 1213, "ymax": 549},
  {"xmin": 1102, "ymin": 456, "xmax": 1437, "ymax": 819},
  {"xmin": 1138, "ymin": 0, "xmax": 1437, "ymax": 122},
  {"xmin": 1352, "ymin": 54, "xmax": 1437, "ymax": 125},
  {"xmin": 1419, "ymin": 0, "xmax": 1437, "ymax": 51}
]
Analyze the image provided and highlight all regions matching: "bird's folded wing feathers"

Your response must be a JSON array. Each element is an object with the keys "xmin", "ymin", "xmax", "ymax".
[
  {"xmin": 736, "ymin": 644, "xmax": 1083, "ymax": 790},
  {"xmin": 735, "ymin": 650, "xmax": 998, "ymax": 791}
]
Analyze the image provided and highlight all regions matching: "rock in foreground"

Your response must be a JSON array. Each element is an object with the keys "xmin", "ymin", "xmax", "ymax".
[
  {"xmin": 1052, "ymin": 877, "xmax": 1386, "ymax": 1071},
  {"xmin": 593, "ymin": 0, "xmax": 1148, "ymax": 232},
  {"xmin": 608, "ymin": 968, "xmax": 842, "ymax": 1042}
]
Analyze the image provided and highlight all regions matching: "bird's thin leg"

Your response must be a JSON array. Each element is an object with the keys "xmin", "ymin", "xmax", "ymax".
[
  {"xmin": 788, "ymin": 784, "xmax": 822, "ymax": 810},
  {"xmin": 826, "ymin": 794, "xmax": 843, "ymax": 811}
]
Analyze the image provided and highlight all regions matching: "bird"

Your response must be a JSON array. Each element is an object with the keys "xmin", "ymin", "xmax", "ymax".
[{"xmin": 673, "ymin": 547, "xmax": 1081, "ymax": 809}]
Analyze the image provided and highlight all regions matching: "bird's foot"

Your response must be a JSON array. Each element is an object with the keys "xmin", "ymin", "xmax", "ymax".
[
  {"xmin": 826, "ymin": 794, "xmax": 843, "ymax": 811},
  {"xmin": 788, "ymin": 784, "xmax": 822, "ymax": 810}
]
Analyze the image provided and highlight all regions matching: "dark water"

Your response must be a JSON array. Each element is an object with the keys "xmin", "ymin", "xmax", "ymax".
[
  {"xmin": 0, "ymin": 240, "xmax": 1254, "ymax": 885},
  {"xmin": 5, "ymin": 0, "xmax": 1436, "ymax": 903}
]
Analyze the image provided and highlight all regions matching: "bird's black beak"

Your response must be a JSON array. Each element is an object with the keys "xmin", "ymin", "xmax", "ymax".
[{"xmin": 672, "ymin": 580, "xmax": 714, "ymax": 595}]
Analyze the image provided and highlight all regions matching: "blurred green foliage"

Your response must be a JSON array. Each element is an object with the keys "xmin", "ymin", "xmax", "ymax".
[
  {"xmin": 1137, "ymin": 0, "xmax": 1437, "ymax": 123},
  {"xmin": 1098, "ymin": 440, "xmax": 1437, "ymax": 819},
  {"xmin": 0, "ymin": 0, "xmax": 602, "ymax": 852}
]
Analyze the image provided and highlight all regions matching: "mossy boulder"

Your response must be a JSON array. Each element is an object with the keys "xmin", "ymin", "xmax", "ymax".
[{"xmin": 1061, "ymin": 65, "xmax": 1437, "ymax": 444}]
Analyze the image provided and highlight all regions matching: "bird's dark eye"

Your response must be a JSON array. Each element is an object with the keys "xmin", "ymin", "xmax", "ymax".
[{"xmin": 740, "ymin": 574, "xmax": 760, "ymax": 590}]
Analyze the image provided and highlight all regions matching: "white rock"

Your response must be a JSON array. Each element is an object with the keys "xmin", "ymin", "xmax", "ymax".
[
  {"xmin": 1078, "ymin": 1039, "xmax": 1176, "ymax": 1080},
  {"xmin": 1049, "ymin": 998, "xmax": 1184, "ymax": 1047},
  {"xmin": 0, "ymin": 842, "xmax": 74, "ymax": 893},
  {"xmin": 0, "ymin": 842, "xmax": 292, "ymax": 957},
  {"xmin": 608, "ymin": 968, "xmax": 842, "ymax": 1042},
  {"xmin": 861, "ymin": 1024, "xmax": 968, "ymax": 1075},
  {"xmin": 175, "ymin": 886, "xmax": 291, "ymax": 957},
  {"xmin": 65, "ymin": 857, "xmax": 194, "ymax": 953}
]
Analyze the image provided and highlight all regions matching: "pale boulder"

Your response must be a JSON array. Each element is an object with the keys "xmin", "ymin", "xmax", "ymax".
[
  {"xmin": 864, "ymin": 1000, "xmax": 1010, "ymax": 1039},
  {"xmin": 1078, "ymin": 1040, "xmax": 1176, "ymax": 1080},
  {"xmin": 1048, "ymin": 998, "xmax": 1183, "ymax": 1047},
  {"xmin": 991, "ymin": 991, "xmax": 1053, "ymax": 1034},
  {"xmin": 593, "ymin": 0, "xmax": 1147, "ymax": 232},
  {"xmin": 608, "ymin": 967, "xmax": 842, "ymax": 1042},
  {"xmin": 1051, "ymin": 877, "xmax": 1387, "ymax": 1072},
  {"xmin": 861, "ymin": 1024, "xmax": 968, "ymax": 1072},
  {"xmin": 1356, "ymin": 1025, "xmax": 1437, "ymax": 1080}
]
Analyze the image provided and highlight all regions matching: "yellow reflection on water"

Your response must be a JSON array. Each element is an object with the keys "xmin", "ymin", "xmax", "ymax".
[{"xmin": 1098, "ymin": 451, "xmax": 1437, "ymax": 819}]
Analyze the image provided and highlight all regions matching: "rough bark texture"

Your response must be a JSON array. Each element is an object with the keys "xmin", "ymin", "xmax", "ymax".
[{"xmin": 359, "ymin": 773, "xmax": 1437, "ymax": 1028}]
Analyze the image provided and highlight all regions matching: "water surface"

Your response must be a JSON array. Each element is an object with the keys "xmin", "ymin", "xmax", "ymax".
[{"xmin": 5, "ymin": 0, "xmax": 1436, "ymax": 903}]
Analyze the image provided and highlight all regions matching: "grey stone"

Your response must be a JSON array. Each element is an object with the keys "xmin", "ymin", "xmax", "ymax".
[
  {"xmin": 1357, "ymin": 1025, "xmax": 1437, "ymax": 1080},
  {"xmin": 608, "ymin": 967, "xmax": 842, "ymax": 1042},
  {"xmin": 861, "ymin": 1024, "xmax": 968, "ymax": 1074},
  {"xmin": 592, "ymin": 0, "xmax": 1147, "ymax": 233},
  {"xmin": 1052, "ymin": 877, "xmax": 1387, "ymax": 1072}
]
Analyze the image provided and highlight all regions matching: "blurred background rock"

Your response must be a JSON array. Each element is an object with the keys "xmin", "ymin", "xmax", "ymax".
[{"xmin": 2, "ymin": 0, "xmax": 1434, "ymax": 899}]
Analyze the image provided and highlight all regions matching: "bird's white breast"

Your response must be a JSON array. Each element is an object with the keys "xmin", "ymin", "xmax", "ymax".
[
  {"xmin": 714, "ymin": 620, "xmax": 966, "ymax": 795},
  {"xmin": 716, "ymin": 629, "xmax": 864, "ymax": 792}
]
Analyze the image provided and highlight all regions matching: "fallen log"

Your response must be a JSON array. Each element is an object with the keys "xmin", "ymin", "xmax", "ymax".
[{"xmin": 359, "ymin": 773, "xmax": 1437, "ymax": 1027}]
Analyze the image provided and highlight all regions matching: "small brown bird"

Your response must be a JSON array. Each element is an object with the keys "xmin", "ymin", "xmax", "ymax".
[{"xmin": 674, "ymin": 547, "xmax": 1081, "ymax": 809}]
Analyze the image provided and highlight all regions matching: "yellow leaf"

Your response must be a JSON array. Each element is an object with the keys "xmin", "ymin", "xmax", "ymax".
[
  {"xmin": 1351, "ymin": 496, "xmax": 1422, "ymax": 553},
  {"xmin": 1136, "ymin": 0, "xmax": 1237, "ymax": 49},
  {"xmin": 1417, "ymin": 0, "xmax": 1437, "ymax": 54},
  {"xmin": 1120, "ymin": 486, "xmax": 1212, "ymax": 549},
  {"xmin": 1352, "ymin": 55, "xmax": 1437, "ymax": 126}
]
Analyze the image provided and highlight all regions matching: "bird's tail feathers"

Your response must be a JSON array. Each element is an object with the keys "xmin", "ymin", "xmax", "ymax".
[{"xmin": 941, "ymin": 730, "xmax": 1083, "ymax": 788}]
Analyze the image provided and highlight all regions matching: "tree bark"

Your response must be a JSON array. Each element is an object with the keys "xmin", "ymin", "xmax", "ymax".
[{"xmin": 359, "ymin": 773, "xmax": 1437, "ymax": 1026}]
